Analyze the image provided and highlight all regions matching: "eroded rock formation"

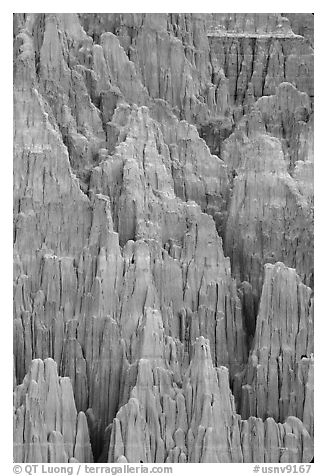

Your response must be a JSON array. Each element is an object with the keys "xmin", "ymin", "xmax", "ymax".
[
  {"xmin": 107, "ymin": 335, "xmax": 313, "ymax": 462},
  {"xmin": 14, "ymin": 358, "xmax": 93, "ymax": 463},
  {"xmin": 233, "ymin": 263, "xmax": 313, "ymax": 436},
  {"xmin": 13, "ymin": 13, "xmax": 314, "ymax": 463}
]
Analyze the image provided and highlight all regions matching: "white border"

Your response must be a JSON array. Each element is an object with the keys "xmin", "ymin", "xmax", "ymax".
[{"xmin": 3, "ymin": 4, "xmax": 324, "ymax": 473}]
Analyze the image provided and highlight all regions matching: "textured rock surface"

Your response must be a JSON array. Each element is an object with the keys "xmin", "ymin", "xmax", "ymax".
[
  {"xmin": 13, "ymin": 358, "xmax": 93, "ymax": 463},
  {"xmin": 233, "ymin": 263, "xmax": 313, "ymax": 436},
  {"xmin": 224, "ymin": 130, "xmax": 313, "ymax": 303},
  {"xmin": 107, "ymin": 336, "xmax": 313, "ymax": 462},
  {"xmin": 13, "ymin": 13, "xmax": 314, "ymax": 463}
]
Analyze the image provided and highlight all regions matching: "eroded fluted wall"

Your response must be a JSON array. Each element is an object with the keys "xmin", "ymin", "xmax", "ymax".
[{"xmin": 13, "ymin": 13, "xmax": 313, "ymax": 463}]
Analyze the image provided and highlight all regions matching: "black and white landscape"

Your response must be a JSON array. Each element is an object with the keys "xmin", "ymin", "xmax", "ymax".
[{"xmin": 13, "ymin": 13, "xmax": 314, "ymax": 463}]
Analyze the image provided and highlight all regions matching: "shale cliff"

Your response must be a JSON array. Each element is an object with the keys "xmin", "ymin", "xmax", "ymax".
[{"xmin": 13, "ymin": 13, "xmax": 314, "ymax": 463}]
